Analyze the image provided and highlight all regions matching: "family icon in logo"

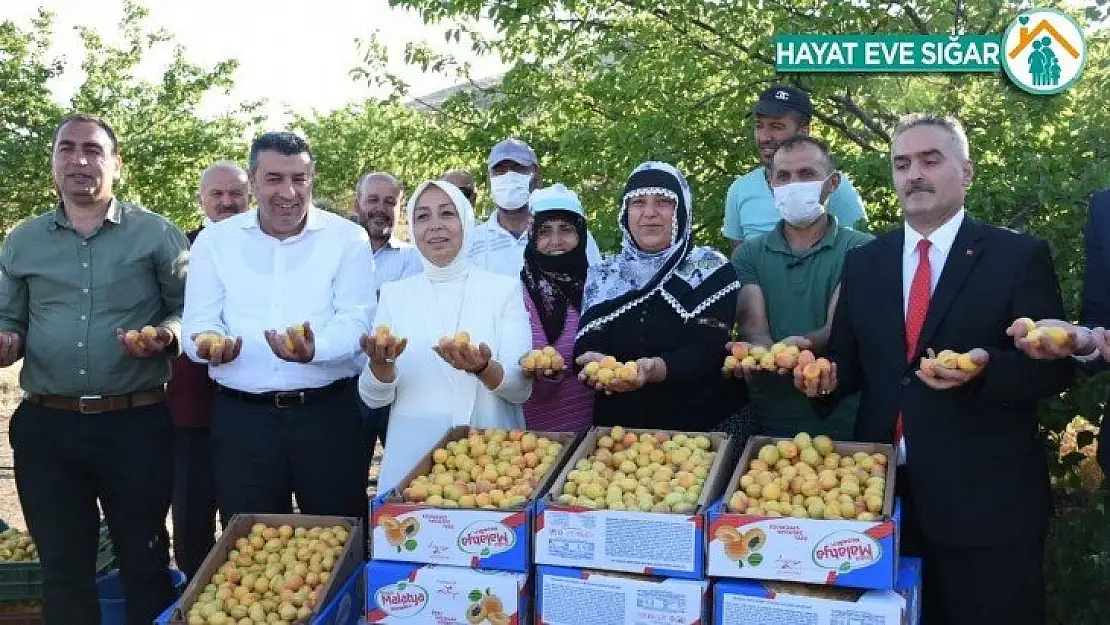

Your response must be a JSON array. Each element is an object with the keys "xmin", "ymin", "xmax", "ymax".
[{"xmin": 1001, "ymin": 8, "xmax": 1087, "ymax": 95}]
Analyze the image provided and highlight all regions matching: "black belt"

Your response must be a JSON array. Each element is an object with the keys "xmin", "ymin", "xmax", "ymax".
[{"xmin": 216, "ymin": 378, "xmax": 352, "ymax": 408}]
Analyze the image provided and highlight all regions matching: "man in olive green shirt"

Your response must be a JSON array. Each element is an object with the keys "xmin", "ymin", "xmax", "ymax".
[
  {"xmin": 732, "ymin": 136, "xmax": 873, "ymax": 439},
  {"xmin": 0, "ymin": 114, "xmax": 187, "ymax": 624}
]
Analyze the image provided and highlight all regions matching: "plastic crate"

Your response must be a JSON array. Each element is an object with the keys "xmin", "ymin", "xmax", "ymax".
[
  {"xmin": 0, "ymin": 522, "xmax": 116, "ymax": 603},
  {"xmin": 0, "ymin": 601, "xmax": 42, "ymax": 625}
]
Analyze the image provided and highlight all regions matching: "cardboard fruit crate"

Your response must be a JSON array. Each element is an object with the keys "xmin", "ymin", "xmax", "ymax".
[
  {"xmin": 366, "ymin": 561, "xmax": 530, "ymax": 624},
  {"xmin": 370, "ymin": 427, "xmax": 579, "ymax": 572},
  {"xmin": 712, "ymin": 556, "xmax": 922, "ymax": 625},
  {"xmin": 167, "ymin": 514, "xmax": 364, "ymax": 625},
  {"xmin": 706, "ymin": 435, "xmax": 901, "ymax": 590},
  {"xmin": 536, "ymin": 565, "xmax": 708, "ymax": 625},
  {"xmin": 534, "ymin": 427, "xmax": 733, "ymax": 579}
]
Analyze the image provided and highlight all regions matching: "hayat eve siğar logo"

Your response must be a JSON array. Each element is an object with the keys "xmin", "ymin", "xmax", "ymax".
[
  {"xmin": 457, "ymin": 521, "xmax": 516, "ymax": 557},
  {"xmin": 375, "ymin": 582, "xmax": 429, "ymax": 618},
  {"xmin": 812, "ymin": 531, "xmax": 882, "ymax": 573},
  {"xmin": 1001, "ymin": 7, "xmax": 1087, "ymax": 95}
]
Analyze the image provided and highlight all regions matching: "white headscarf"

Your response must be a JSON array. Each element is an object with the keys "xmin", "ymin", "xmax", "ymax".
[{"xmin": 406, "ymin": 180, "xmax": 476, "ymax": 283}]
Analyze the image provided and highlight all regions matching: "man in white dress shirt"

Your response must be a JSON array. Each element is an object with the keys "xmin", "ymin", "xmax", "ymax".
[
  {"xmin": 468, "ymin": 139, "xmax": 603, "ymax": 275},
  {"xmin": 183, "ymin": 132, "xmax": 375, "ymax": 521}
]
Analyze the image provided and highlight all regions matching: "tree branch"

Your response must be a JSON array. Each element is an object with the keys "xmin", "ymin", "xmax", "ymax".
[{"xmin": 827, "ymin": 91, "xmax": 893, "ymax": 143}]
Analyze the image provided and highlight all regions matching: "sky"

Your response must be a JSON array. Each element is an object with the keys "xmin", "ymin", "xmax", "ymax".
[{"xmin": 2, "ymin": 0, "xmax": 508, "ymax": 126}]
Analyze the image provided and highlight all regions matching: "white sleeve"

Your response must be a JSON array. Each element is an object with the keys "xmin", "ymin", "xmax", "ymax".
[
  {"xmin": 313, "ymin": 228, "xmax": 375, "ymax": 363},
  {"xmin": 491, "ymin": 280, "xmax": 534, "ymax": 404},
  {"xmin": 181, "ymin": 230, "xmax": 228, "ymax": 364}
]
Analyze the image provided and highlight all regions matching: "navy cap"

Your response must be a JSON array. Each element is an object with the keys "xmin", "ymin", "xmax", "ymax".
[{"xmin": 753, "ymin": 85, "xmax": 813, "ymax": 118}]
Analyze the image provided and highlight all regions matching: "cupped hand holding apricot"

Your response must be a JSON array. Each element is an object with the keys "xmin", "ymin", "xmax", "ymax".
[
  {"xmin": 263, "ymin": 322, "xmax": 315, "ymax": 363},
  {"xmin": 192, "ymin": 330, "xmax": 242, "ymax": 366},
  {"xmin": 118, "ymin": 325, "xmax": 173, "ymax": 358},
  {"xmin": 360, "ymin": 325, "xmax": 408, "ymax": 365},
  {"xmin": 1007, "ymin": 317, "xmax": 1092, "ymax": 360},
  {"xmin": 792, "ymin": 356, "xmax": 837, "ymax": 397},
  {"xmin": 916, "ymin": 347, "xmax": 988, "ymax": 390},
  {"xmin": 434, "ymin": 331, "xmax": 493, "ymax": 374},
  {"xmin": 520, "ymin": 346, "xmax": 566, "ymax": 379}
]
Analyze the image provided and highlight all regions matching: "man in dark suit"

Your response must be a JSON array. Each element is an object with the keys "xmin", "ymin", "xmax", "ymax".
[
  {"xmin": 165, "ymin": 161, "xmax": 249, "ymax": 578},
  {"xmin": 1008, "ymin": 187, "xmax": 1110, "ymax": 478},
  {"xmin": 796, "ymin": 113, "xmax": 1073, "ymax": 625}
]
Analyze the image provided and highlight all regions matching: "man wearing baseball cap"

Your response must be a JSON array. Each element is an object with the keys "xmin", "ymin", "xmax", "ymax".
[
  {"xmin": 469, "ymin": 138, "xmax": 602, "ymax": 276},
  {"xmin": 723, "ymin": 85, "xmax": 867, "ymax": 253}
]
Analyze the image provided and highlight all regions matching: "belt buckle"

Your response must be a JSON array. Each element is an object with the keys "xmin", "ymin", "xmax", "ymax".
[
  {"xmin": 78, "ymin": 395, "xmax": 103, "ymax": 414},
  {"xmin": 273, "ymin": 391, "xmax": 305, "ymax": 409}
]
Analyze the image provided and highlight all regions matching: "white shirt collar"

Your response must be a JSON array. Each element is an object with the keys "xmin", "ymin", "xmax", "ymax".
[
  {"xmin": 485, "ymin": 213, "xmax": 530, "ymax": 243},
  {"xmin": 240, "ymin": 206, "xmax": 326, "ymax": 235},
  {"xmin": 904, "ymin": 208, "xmax": 965, "ymax": 257}
]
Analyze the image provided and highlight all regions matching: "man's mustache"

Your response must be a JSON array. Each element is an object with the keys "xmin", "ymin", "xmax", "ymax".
[{"xmin": 905, "ymin": 182, "xmax": 935, "ymax": 195}]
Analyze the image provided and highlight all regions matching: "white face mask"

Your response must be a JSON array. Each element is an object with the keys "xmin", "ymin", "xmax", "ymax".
[
  {"xmin": 490, "ymin": 171, "xmax": 533, "ymax": 210},
  {"xmin": 773, "ymin": 177, "xmax": 831, "ymax": 227}
]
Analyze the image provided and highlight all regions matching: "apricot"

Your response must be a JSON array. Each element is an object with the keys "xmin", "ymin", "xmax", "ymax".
[
  {"xmin": 455, "ymin": 330, "xmax": 471, "ymax": 346},
  {"xmin": 956, "ymin": 353, "xmax": 979, "ymax": 372},
  {"xmin": 1041, "ymin": 326, "xmax": 1069, "ymax": 347},
  {"xmin": 802, "ymin": 362, "xmax": 821, "ymax": 381},
  {"xmin": 759, "ymin": 352, "xmax": 776, "ymax": 371},
  {"xmin": 1014, "ymin": 317, "xmax": 1036, "ymax": 333},
  {"xmin": 935, "ymin": 350, "xmax": 960, "ymax": 369},
  {"xmin": 730, "ymin": 342, "xmax": 750, "ymax": 359},
  {"xmin": 774, "ymin": 351, "xmax": 797, "ymax": 370}
]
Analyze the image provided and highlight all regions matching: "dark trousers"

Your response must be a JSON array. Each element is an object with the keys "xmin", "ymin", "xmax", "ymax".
[
  {"xmin": 171, "ymin": 426, "xmax": 218, "ymax": 580},
  {"xmin": 897, "ymin": 467, "xmax": 1046, "ymax": 625},
  {"xmin": 357, "ymin": 391, "xmax": 389, "ymax": 453},
  {"xmin": 11, "ymin": 400, "xmax": 175, "ymax": 625},
  {"xmin": 210, "ymin": 379, "xmax": 368, "ymax": 521}
]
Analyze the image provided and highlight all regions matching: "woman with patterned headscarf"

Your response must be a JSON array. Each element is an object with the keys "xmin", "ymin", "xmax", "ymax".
[
  {"xmin": 574, "ymin": 162, "xmax": 748, "ymax": 434},
  {"xmin": 518, "ymin": 184, "xmax": 595, "ymax": 434}
]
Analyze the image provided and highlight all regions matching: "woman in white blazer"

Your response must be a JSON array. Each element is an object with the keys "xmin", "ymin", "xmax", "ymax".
[{"xmin": 358, "ymin": 180, "xmax": 533, "ymax": 490}]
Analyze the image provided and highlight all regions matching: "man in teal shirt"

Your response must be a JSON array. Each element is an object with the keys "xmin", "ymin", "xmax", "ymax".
[
  {"xmin": 0, "ymin": 114, "xmax": 187, "ymax": 624},
  {"xmin": 724, "ymin": 86, "xmax": 867, "ymax": 254},
  {"xmin": 732, "ymin": 136, "xmax": 872, "ymax": 438}
]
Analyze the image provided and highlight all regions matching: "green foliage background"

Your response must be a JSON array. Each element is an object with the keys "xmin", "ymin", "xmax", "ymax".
[{"xmin": 2, "ymin": 1, "xmax": 1109, "ymax": 619}]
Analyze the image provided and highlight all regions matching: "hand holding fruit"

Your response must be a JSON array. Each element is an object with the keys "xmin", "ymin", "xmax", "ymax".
[
  {"xmin": 0, "ymin": 331, "xmax": 22, "ymax": 367},
  {"xmin": 435, "ymin": 331, "xmax": 493, "ymax": 375},
  {"xmin": 578, "ymin": 354, "xmax": 655, "ymax": 394},
  {"xmin": 520, "ymin": 346, "xmax": 566, "ymax": 379},
  {"xmin": 1091, "ymin": 327, "xmax": 1110, "ymax": 361},
  {"xmin": 264, "ymin": 322, "xmax": 315, "ymax": 363},
  {"xmin": 916, "ymin": 347, "xmax": 988, "ymax": 390},
  {"xmin": 117, "ymin": 325, "xmax": 173, "ymax": 358},
  {"xmin": 1007, "ymin": 317, "xmax": 1091, "ymax": 360},
  {"xmin": 792, "ymin": 355, "xmax": 837, "ymax": 397},
  {"xmin": 605, "ymin": 357, "xmax": 666, "ymax": 393},
  {"xmin": 361, "ymin": 325, "xmax": 408, "ymax": 365},
  {"xmin": 192, "ymin": 331, "xmax": 242, "ymax": 366}
]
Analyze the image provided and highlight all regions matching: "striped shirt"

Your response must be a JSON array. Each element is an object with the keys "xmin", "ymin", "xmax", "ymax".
[{"xmin": 521, "ymin": 291, "xmax": 594, "ymax": 434}]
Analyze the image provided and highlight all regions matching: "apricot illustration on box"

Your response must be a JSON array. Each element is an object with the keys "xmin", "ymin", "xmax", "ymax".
[
  {"xmin": 466, "ymin": 588, "xmax": 508, "ymax": 625},
  {"xmin": 715, "ymin": 526, "xmax": 766, "ymax": 567},
  {"xmin": 379, "ymin": 515, "xmax": 420, "ymax": 552}
]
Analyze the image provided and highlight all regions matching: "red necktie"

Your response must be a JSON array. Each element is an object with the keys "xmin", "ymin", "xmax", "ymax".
[{"xmin": 898, "ymin": 239, "xmax": 932, "ymax": 446}]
